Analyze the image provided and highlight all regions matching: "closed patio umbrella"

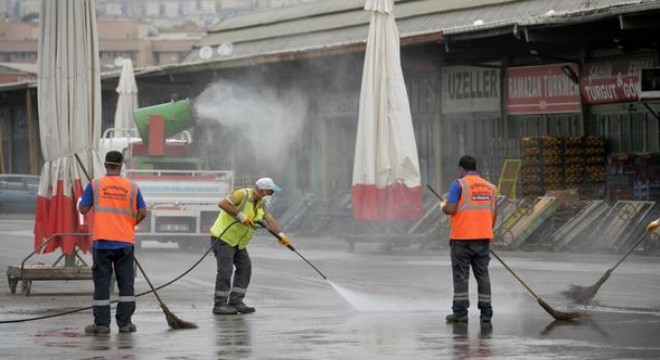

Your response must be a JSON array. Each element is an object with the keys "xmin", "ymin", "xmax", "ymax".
[
  {"xmin": 352, "ymin": 0, "xmax": 422, "ymax": 221},
  {"xmin": 34, "ymin": 0, "xmax": 104, "ymax": 255},
  {"xmin": 113, "ymin": 58, "xmax": 138, "ymax": 131}
]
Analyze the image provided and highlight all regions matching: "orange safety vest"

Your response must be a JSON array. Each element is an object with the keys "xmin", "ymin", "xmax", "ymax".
[
  {"xmin": 91, "ymin": 176, "xmax": 139, "ymax": 243},
  {"xmin": 450, "ymin": 175, "xmax": 497, "ymax": 241}
]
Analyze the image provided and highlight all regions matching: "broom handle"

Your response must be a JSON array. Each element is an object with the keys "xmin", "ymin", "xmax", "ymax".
[
  {"xmin": 134, "ymin": 256, "xmax": 167, "ymax": 306},
  {"xmin": 74, "ymin": 154, "xmax": 92, "ymax": 183},
  {"xmin": 610, "ymin": 230, "xmax": 650, "ymax": 271},
  {"xmin": 490, "ymin": 249, "xmax": 541, "ymax": 300},
  {"xmin": 425, "ymin": 184, "xmax": 445, "ymax": 201}
]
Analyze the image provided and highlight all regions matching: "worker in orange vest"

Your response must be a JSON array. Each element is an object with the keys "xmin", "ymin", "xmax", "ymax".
[
  {"xmin": 78, "ymin": 150, "xmax": 146, "ymax": 334},
  {"xmin": 440, "ymin": 155, "xmax": 497, "ymax": 324}
]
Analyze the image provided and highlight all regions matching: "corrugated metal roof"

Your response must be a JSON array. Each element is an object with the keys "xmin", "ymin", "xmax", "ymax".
[
  {"xmin": 0, "ymin": 80, "xmax": 36, "ymax": 91},
  {"xmin": 210, "ymin": 0, "xmax": 366, "ymax": 31},
  {"xmin": 442, "ymin": 0, "xmax": 660, "ymax": 35},
  {"xmin": 0, "ymin": 62, "xmax": 37, "ymax": 74},
  {"xmin": 201, "ymin": 0, "xmax": 518, "ymax": 48},
  {"xmin": 149, "ymin": 0, "xmax": 660, "ymax": 75},
  {"xmin": 197, "ymin": 8, "xmax": 370, "ymax": 46},
  {"xmin": 190, "ymin": 0, "xmax": 660, "ymax": 64},
  {"xmin": 516, "ymin": 0, "xmax": 660, "ymax": 26},
  {"xmin": 187, "ymin": 0, "xmax": 518, "ymax": 62}
]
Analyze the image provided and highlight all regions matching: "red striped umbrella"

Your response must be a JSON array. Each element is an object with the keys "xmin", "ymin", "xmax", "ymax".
[
  {"xmin": 34, "ymin": 0, "xmax": 105, "ymax": 255},
  {"xmin": 352, "ymin": 0, "xmax": 422, "ymax": 221}
]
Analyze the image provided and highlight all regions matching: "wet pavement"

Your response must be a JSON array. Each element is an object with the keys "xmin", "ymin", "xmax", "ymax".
[{"xmin": 1, "ymin": 217, "xmax": 660, "ymax": 359}]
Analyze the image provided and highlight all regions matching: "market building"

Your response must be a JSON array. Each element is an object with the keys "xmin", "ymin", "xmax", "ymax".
[{"xmin": 1, "ymin": 0, "xmax": 659, "ymax": 205}]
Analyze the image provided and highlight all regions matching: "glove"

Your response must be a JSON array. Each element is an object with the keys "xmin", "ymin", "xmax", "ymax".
[
  {"xmin": 236, "ymin": 212, "xmax": 254, "ymax": 226},
  {"xmin": 647, "ymin": 219, "xmax": 660, "ymax": 232},
  {"xmin": 438, "ymin": 199, "xmax": 447, "ymax": 208},
  {"xmin": 278, "ymin": 232, "xmax": 291, "ymax": 247}
]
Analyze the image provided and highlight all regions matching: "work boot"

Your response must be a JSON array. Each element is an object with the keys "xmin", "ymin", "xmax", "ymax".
[
  {"xmin": 230, "ymin": 301, "xmax": 255, "ymax": 314},
  {"xmin": 445, "ymin": 314, "xmax": 468, "ymax": 323},
  {"xmin": 118, "ymin": 322, "xmax": 137, "ymax": 333},
  {"xmin": 480, "ymin": 322, "xmax": 493, "ymax": 338},
  {"xmin": 84, "ymin": 324, "xmax": 110, "ymax": 334},
  {"xmin": 213, "ymin": 302, "xmax": 238, "ymax": 315}
]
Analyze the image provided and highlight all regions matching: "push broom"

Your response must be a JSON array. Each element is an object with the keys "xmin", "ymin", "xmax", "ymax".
[
  {"xmin": 426, "ymin": 184, "xmax": 582, "ymax": 321},
  {"xmin": 562, "ymin": 227, "xmax": 655, "ymax": 304},
  {"xmin": 134, "ymin": 257, "xmax": 198, "ymax": 329}
]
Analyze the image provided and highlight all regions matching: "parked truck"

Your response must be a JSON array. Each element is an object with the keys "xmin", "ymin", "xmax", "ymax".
[{"xmin": 100, "ymin": 100, "xmax": 233, "ymax": 250}]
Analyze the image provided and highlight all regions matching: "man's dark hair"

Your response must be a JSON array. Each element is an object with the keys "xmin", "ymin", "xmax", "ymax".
[
  {"xmin": 104, "ymin": 151, "xmax": 124, "ymax": 167},
  {"xmin": 459, "ymin": 155, "xmax": 477, "ymax": 171}
]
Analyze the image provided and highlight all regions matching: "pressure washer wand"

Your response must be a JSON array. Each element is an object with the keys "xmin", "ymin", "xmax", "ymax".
[{"xmin": 256, "ymin": 220, "xmax": 328, "ymax": 280}]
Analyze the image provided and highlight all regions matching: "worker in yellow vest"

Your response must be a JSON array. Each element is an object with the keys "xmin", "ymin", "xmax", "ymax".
[
  {"xmin": 209, "ymin": 177, "xmax": 291, "ymax": 315},
  {"xmin": 441, "ymin": 155, "xmax": 497, "ymax": 324},
  {"xmin": 79, "ymin": 150, "xmax": 146, "ymax": 334}
]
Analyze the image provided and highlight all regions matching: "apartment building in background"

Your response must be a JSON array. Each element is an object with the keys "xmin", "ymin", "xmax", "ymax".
[
  {"xmin": 4, "ymin": 0, "xmax": 324, "ymax": 21},
  {"xmin": 0, "ymin": 19, "xmax": 205, "ymax": 68}
]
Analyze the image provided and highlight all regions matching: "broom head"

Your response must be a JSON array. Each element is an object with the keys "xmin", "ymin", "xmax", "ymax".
[
  {"xmin": 561, "ymin": 269, "xmax": 612, "ymax": 304},
  {"xmin": 161, "ymin": 304, "xmax": 198, "ymax": 330},
  {"xmin": 537, "ymin": 298, "xmax": 584, "ymax": 321}
]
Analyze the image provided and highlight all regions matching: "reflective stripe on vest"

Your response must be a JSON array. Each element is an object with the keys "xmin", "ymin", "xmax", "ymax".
[
  {"xmin": 450, "ymin": 175, "xmax": 497, "ymax": 240},
  {"xmin": 93, "ymin": 179, "xmax": 138, "ymax": 218},
  {"xmin": 209, "ymin": 188, "xmax": 266, "ymax": 250},
  {"xmin": 91, "ymin": 177, "xmax": 138, "ymax": 243}
]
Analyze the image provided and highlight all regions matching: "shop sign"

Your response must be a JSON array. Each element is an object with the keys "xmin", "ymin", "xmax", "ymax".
[
  {"xmin": 441, "ymin": 66, "xmax": 500, "ymax": 114},
  {"xmin": 506, "ymin": 64, "xmax": 581, "ymax": 115},
  {"xmin": 580, "ymin": 55, "xmax": 654, "ymax": 104}
]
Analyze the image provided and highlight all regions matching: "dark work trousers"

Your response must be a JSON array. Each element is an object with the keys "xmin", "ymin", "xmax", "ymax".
[
  {"xmin": 450, "ymin": 240, "xmax": 493, "ymax": 319},
  {"xmin": 212, "ymin": 238, "xmax": 252, "ymax": 306},
  {"xmin": 92, "ymin": 246, "xmax": 135, "ymax": 327}
]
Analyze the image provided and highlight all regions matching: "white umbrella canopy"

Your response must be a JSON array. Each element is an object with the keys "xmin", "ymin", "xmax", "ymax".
[
  {"xmin": 113, "ymin": 58, "xmax": 138, "ymax": 131},
  {"xmin": 34, "ymin": 0, "xmax": 104, "ymax": 255},
  {"xmin": 352, "ymin": 0, "xmax": 422, "ymax": 220}
]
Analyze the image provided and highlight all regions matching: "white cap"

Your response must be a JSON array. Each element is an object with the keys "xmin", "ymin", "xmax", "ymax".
[{"xmin": 255, "ymin": 177, "xmax": 282, "ymax": 192}]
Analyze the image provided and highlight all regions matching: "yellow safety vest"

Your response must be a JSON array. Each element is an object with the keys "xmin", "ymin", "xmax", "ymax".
[{"xmin": 210, "ymin": 188, "xmax": 266, "ymax": 249}]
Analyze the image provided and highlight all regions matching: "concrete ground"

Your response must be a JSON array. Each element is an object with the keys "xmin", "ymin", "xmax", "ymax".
[{"xmin": 1, "ymin": 216, "xmax": 660, "ymax": 359}]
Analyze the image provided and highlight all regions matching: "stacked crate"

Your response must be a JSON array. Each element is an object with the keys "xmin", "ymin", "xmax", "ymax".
[
  {"xmin": 564, "ymin": 136, "xmax": 585, "ymax": 187},
  {"xmin": 520, "ymin": 136, "xmax": 563, "ymax": 197},
  {"xmin": 582, "ymin": 136, "xmax": 606, "ymax": 197},
  {"xmin": 519, "ymin": 136, "xmax": 606, "ymax": 198}
]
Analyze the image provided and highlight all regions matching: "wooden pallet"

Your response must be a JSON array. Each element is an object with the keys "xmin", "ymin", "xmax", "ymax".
[{"xmin": 7, "ymin": 265, "xmax": 92, "ymax": 296}]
